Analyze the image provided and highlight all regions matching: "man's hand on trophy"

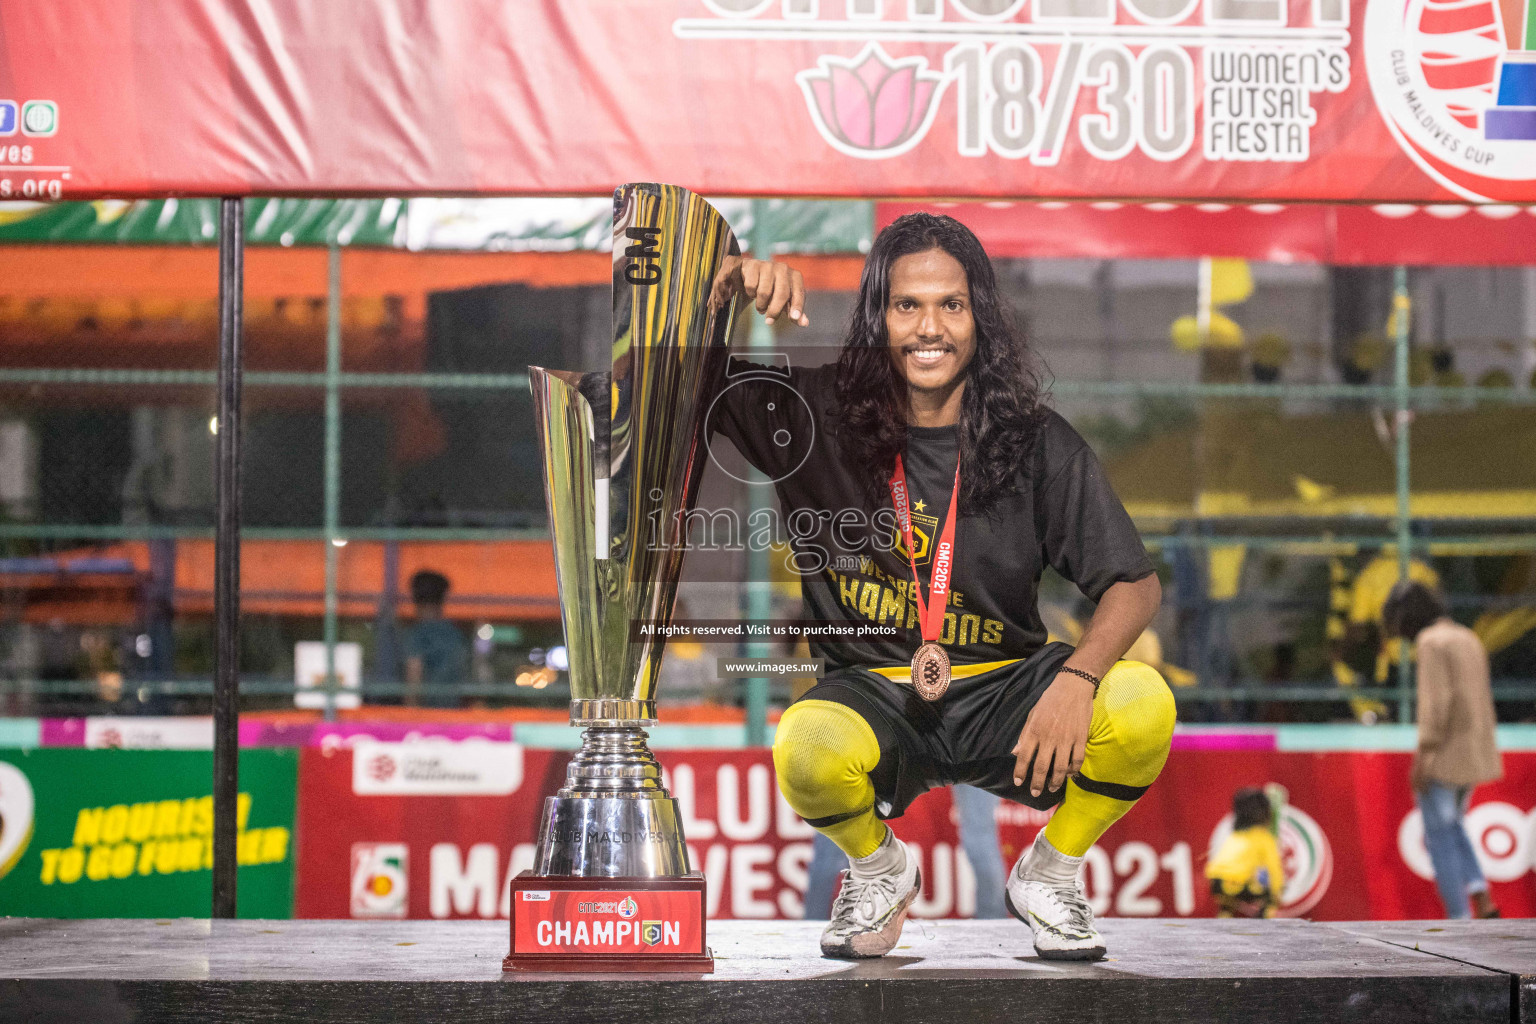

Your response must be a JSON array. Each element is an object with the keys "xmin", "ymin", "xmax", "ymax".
[{"xmin": 710, "ymin": 255, "xmax": 810, "ymax": 327}]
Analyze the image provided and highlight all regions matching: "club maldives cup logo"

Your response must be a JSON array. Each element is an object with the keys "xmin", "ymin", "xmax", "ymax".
[{"xmin": 1365, "ymin": 0, "xmax": 1535, "ymax": 200}]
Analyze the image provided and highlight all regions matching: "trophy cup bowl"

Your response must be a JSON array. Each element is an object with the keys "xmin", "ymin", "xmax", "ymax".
[{"xmin": 505, "ymin": 183, "xmax": 737, "ymax": 972}]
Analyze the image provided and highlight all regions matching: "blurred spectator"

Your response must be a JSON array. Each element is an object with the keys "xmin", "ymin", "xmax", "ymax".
[
  {"xmin": 1385, "ymin": 580, "xmax": 1502, "ymax": 919},
  {"xmin": 402, "ymin": 570, "xmax": 468, "ymax": 708},
  {"xmin": 37, "ymin": 619, "xmax": 78, "ymax": 711},
  {"xmin": 802, "ymin": 830, "xmax": 842, "ymax": 919},
  {"xmin": 951, "ymin": 784, "xmax": 1007, "ymax": 918},
  {"xmin": 80, "ymin": 629, "xmax": 124, "ymax": 708},
  {"xmin": 1336, "ymin": 550, "xmax": 1439, "ymax": 723},
  {"xmin": 1206, "ymin": 785, "xmax": 1285, "ymax": 918}
]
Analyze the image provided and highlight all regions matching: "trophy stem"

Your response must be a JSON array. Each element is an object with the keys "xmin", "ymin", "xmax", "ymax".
[
  {"xmin": 558, "ymin": 727, "xmax": 668, "ymax": 798},
  {"xmin": 531, "ymin": 726, "xmax": 691, "ymax": 877},
  {"xmin": 569, "ymin": 698, "xmax": 657, "ymax": 728}
]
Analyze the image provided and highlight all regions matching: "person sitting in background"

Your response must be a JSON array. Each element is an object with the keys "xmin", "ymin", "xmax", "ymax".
[
  {"xmin": 402, "ymin": 570, "xmax": 468, "ymax": 709},
  {"xmin": 1384, "ymin": 580, "xmax": 1502, "ymax": 920},
  {"xmin": 1206, "ymin": 785, "xmax": 1285, "ymax": 918}
]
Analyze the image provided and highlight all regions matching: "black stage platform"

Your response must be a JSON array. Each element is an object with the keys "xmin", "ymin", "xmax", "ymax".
[
  {"xmin": 2, "ymin": 917, "xmax": 1532, "ymax": 1023},
  {"xmin": 1336, "ymin": 920, "xmax": 1536, "ymax": 1023}
]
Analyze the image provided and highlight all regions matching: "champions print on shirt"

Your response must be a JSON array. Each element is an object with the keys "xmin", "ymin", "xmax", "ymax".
[
  {"xmin": 710, "ymin": 362, "xmax": 1155, "ymax": 668},
  {"xmin": 822, "ymin": 488, "xmax": 1007, "ymax": 651}
]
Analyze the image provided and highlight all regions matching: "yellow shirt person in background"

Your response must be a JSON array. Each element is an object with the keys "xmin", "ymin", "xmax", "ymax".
[
  {"xmin": 1333, "ymin": 552, "xmax": 1440, "ymax": 722},
  {"xmin": 1206, "ymin": 785, "xmax": 1286, "ymax": 918}
]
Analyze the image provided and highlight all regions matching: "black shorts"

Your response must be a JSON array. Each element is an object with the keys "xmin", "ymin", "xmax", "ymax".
[{"xmin": 792, "ymin": 641, "xmax": 1076, "ymax": 820}]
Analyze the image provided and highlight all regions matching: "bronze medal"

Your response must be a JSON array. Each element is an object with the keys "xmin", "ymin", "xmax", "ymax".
[
  {"xmin": 890, "ymin": 453, "xmax": 962, "ymax": 704},
  {"xmin": 911, "ymin": 641, "xmax": 951, "ymax": 702}
]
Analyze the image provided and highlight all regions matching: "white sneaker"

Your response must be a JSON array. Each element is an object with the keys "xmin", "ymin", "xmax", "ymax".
[
  {"xmin": 820, "ymin": 836, "xmax": 921, "ymax": 960},
  {"xmin": 1005, "ymin": 842, "xmax": 1106, "ymax": 961}
]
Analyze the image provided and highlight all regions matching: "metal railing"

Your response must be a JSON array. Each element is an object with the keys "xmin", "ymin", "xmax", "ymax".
[{"xmin": 2, "ymin": 251, "xmax": 1534, "ymax": 737}]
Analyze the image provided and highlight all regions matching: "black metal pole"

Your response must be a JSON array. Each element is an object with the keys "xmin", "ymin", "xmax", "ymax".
[{"xmin": 213, "ymin": 197, "xmax": 244, "ymax": 919}]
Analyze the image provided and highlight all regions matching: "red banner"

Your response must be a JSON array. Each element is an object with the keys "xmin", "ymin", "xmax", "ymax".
[
  {"xmin": 3, "ymin": 1, "xmax": 1534, "ymax": 203},
  {"xmin": 879, "ymin": 201, "xmax": 1536, "ymax": 266},
  {"xmin": 295, "ymin": 743, "xmax": 1536, "ymax": 922},
  {"xmin": 1043, "ymin": 750, "xmax": 1536, "ymax": 921}
]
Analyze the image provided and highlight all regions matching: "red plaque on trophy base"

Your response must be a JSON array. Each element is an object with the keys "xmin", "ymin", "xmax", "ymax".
[{"xmin": 504, "ymin": 872, "xmax": 713, "ymax": 973}]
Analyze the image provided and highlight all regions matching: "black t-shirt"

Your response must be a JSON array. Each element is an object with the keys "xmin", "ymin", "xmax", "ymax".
[{"xmin": 709, "ymin": 358, "xmax": 1154, "ymax": 670}]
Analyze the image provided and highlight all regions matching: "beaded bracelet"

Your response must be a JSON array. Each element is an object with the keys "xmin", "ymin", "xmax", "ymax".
[{"xmin": 1058, "ymin": 666, "xmax": 1102, "ymax": 693}]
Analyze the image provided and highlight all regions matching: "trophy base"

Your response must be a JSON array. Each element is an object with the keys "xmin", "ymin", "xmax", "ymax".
[
  {"xmin": 532, "ymin": 792, "xmax": 690, "ymax": 876},
  {"xmin": 503, "ymin": 872, "xmax": 713, "ymax": 974}
]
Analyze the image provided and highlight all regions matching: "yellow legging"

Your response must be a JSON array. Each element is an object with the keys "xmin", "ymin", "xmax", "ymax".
[{"xmin": 772, "ymin": 660, "xmax": 1176, "ymax": 859}]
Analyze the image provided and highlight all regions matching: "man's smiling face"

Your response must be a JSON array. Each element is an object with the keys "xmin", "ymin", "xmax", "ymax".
[{"xmin": 884, "ymin": 247, "xmax": 977, "ymax": 395}]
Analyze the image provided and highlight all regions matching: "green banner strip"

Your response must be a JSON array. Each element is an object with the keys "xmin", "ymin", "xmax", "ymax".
[
  {"xmin": 0, "ymin": 197, "xmax": 874, "ymax": 252},
  {"xmin": 0, "ymin": 748, "xmax": 297, "ymax": 918},
  {"xmin": 0, "ymin": 199, "xmax": 403, "ymax": 247}
]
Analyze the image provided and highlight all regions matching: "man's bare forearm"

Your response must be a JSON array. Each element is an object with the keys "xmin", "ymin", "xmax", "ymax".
[{"xmin": 1064, "ymin": 574, "xmax": 1162, "ymax": 679}]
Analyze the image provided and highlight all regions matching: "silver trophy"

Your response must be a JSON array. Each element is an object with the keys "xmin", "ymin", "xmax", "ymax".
[{"xmin": 527, "ymin": 183, "xmax": 737, "ymax": 879}]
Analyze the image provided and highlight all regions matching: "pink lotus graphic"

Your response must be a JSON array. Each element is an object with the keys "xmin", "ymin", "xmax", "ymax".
[{"xmin": 796, "ymin": 43, "xmax": 947, "ymax": 159}]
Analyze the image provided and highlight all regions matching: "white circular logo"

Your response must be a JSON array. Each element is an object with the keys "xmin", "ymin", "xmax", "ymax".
[
  {"xmin": 1397, "ymin": 801, "xmax": 1534, "ymax": 883},
  {"xmin": 617, "ymin": 896, "xmax": 638, "ymax": 918},
  {"xmin": 1208, "ymin": 804, "xmax": 1333, "ymax": 917},
  {"xmin": 704, "ymin": 373, "xmax": 816, "ymax": 486},
  {"xmin": 0, "ymin": 761, "xmax": 36, "ymax": 881},
  {"xmin": 1364, "ymin": 0, "xmax": 1536, "ymax": 201}
]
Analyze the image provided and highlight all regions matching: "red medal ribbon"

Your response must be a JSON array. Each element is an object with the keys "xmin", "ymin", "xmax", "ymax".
[{"xmin": 889, "ymin": 454, "xmax": 961, "ymax": 646}]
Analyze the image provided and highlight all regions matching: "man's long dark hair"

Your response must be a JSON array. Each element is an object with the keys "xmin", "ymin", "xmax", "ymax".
[{"xmin": 835, "ymin": 213, "xmax": 1046, "ymax": 516}]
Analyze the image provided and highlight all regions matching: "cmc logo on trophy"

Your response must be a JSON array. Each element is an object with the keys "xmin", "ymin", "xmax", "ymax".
[{"xmin": 504, "ymin": 183, "xmax": 737, "ymax": 973}]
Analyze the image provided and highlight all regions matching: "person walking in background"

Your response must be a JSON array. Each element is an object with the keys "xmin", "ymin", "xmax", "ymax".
[
  {"xmin": 402, "ymin": 569, "xmax": 469, "ymax": 708},
  {"xmin": 1206, "ymin": 785, "xmax": 1286, "ymax": 918},
  {"xmin": 1384, "ymin": 581, "xmax": 1502, "ymax": 920},
  {"xmin": 803, "ymin": 785, "xmax": 1008, "ymax": 920}
]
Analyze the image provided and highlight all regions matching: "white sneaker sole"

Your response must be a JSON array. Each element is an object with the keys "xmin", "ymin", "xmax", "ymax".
[{"xmin": 1004, "ymin": 886, "xmax": 1107, "ymax": 962}]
